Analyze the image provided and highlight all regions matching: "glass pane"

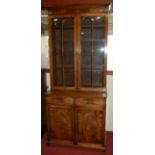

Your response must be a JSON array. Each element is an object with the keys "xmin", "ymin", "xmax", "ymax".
[
  {"xmin": 54, "ymin": 68, "xmax": 63, "ymax": 86},
  {"xmin": 81, "ymin": 42, "xmax": 92, "ymax": 55},
  {"xmin": 64, "ymin": 18, "xmax": 73, "ymax": 28},
  {"xmin": 64, "ymin": 29, "xmax": 73, "ymax": 41},
  {"xmin": 80, "ymin": 16, "xmax": 105, "ymax": 88},
  {"xmin": 93, "ymin": 16, "xmax": 105, "ymax": 25},
  {"xmin": 81, "ymin": 69, "xmax": 92, "ymax": 87},
  {"xmin": 81, "ymin": 28, "xmax": 91, "ymax": 41},
  {"xmin": 81, "ymin": 55, "xmax": 92, "ymax": 69},
  {"xmin": 93, "ymin": 28, "xmax": 104, "ymax": 40},
  {"xmin": 52, "ymin": 17, "xmax": 74, "ymax": 87},
  {"xmin": 64, "ymin": 54, "xmax": 74, "ymax": 66},
  {"xmin": 81, "ymin": 17, "xmax": 92, "ymax": 26},
  {"xmin": 93, "ymin": 41, "xmax": 105, "ymax": 55},
  {"xmin": 64, "ymin": 69, "xmax": 74, "ymax": 86},
  {"xmin": 64, "ymin": 42, "xmax": 73, "ymax": 54},
  {"xmin": 93, "ymin": 55, "xmax": 104, "ymax": 69},
  {"xmin": 53, "ymin": 55, "xmax": 62, "ymax": 67},
  {"xmin": 92, "ymin": 70, "xmax": 103, "ymax": 87},
  {"xmin": 52, "ymin": 29, "xmax": 62, "ymax": 54}
]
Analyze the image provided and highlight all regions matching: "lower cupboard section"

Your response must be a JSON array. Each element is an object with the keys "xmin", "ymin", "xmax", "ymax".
[{"xmin": 46, "ymin": 94, "xmax": 106, "ymax": 149}]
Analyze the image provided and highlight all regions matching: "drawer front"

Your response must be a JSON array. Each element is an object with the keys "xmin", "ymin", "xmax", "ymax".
[
  {"xmin": 75, "ymin": 97, "xmax": 105, "ymax": 109},
  {"xmin": 46, "ymin": 96, "xmax": 74, "ymax": 106}
]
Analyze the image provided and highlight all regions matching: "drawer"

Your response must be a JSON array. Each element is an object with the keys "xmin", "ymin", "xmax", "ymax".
[
  {"xmin": 75, "ymin": 97, "xmax": 105, "ymax": 109},
  {"xmin": 46, "ymin": 96, "xmax": 74, "ymax": 106}
]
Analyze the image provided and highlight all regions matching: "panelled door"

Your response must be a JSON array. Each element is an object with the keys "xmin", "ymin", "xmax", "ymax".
[
  {"xmin": 46, "ymin": 96, "xmax": 74, "ymax": 142},
  {"xmin": 75, "ymin": 97, "xmax": 105, "ymax": 144}
]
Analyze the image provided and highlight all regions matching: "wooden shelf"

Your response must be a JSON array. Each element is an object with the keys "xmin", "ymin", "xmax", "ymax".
[
  {"xmin": 54, "ymin": 65, "xmax": 74, "ymax": 68},
  {"xmin": 81, "ymin": 67, "xmax": 104, "ymax": 70},
  {"xmin": 53, "ymin": 52, "xmax": 73, "ymax": 55},
  {"xmin": 81, "ymin": 53, "xmax": 104, "ymax": 56},
  {"xmin": 81, "ymin": 39, "xmax": 105, "ymax": 42},
  {"xmin": 54, "ymin": 40, "xmax": 73, "ymax": 42},
  {"xmin": 53, "ymin": 27, "xmax": 73, "ymax": 29},
  {"xmin": 81, "ymin": 25, "xmax": 105, "ymax": 28}
]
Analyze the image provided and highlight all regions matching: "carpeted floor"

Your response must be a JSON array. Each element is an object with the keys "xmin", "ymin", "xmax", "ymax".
[{"xmin": 41, "ymin": 132, "xmax": 113, "ymax": 155}]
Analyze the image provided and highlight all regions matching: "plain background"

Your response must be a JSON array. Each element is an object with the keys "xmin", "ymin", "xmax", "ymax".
[{"xmin": 0, "ymin": 0, "xmax": 155, "ymax": 155}]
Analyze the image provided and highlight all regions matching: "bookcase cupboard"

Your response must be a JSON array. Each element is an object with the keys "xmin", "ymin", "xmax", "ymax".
[{"xmin": 45, "ymin": 5, "xmax": 108, "ymax": 150}]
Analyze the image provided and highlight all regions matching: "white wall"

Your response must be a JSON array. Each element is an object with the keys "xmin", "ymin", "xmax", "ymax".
[{"xmin": 106, "ymin": 75, "xmax": 113, "ymax": 131}]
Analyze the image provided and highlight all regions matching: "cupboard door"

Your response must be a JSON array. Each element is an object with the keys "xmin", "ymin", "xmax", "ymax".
[
  {"xmin": 48, "ymin": 107, "xmax": 74, "ymax": 141},
  {"xmin": 47, "ymin": 98, "xmax": 74, "ymax": 141},
  {"xmin": 51, "ymin": 17, "xmax": 75, "ymax": 87},
  {"xmin": 80, "ymin": 16, "xmax": 106, "ymax": 88},
  {"xmin": 75, "ymin": 98, "xmax": 105, "ymax": 144}
]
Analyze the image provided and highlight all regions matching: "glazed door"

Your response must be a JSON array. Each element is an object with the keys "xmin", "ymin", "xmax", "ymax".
[
  {"xmin": 49, "ymin": 16, "xmax": 76, "ymax": 89},
  {"xmin": 78, "ymin": 14, "xmax": 108, "ymax": 90}
]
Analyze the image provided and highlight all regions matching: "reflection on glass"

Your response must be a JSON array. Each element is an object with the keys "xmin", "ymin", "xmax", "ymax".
[
  {"xmin": 100, "ymin": 47, "xmax": 104, "ymax": 52},
  {"xmin": 96, "ymin": 16, "xmax": 101, "ymax": 20},
  {"xmin": 53, "ymin": 18, "xmax": 58, "ymax": 22}
]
